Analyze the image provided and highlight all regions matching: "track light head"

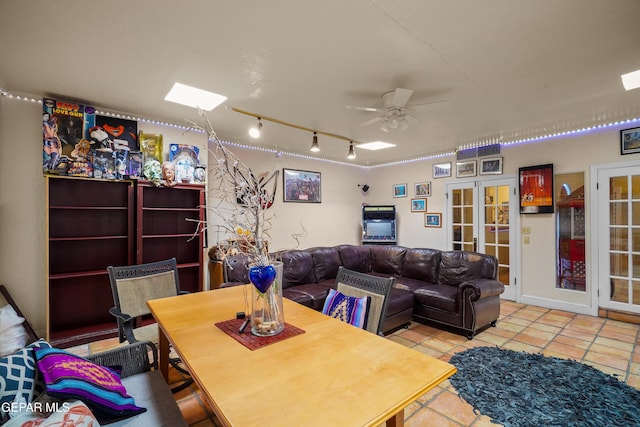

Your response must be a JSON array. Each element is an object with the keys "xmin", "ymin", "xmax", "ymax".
[
  {"xmin": 347, "ymin": 141, "xmax": 356, "ymax": 159},
  {"xmin": 310, "ymin": 132, "xmax": 320, "ymax": 152},
  {"xmin": 248, "ymin": 117, "xmax": 262, "ymax": 139}
]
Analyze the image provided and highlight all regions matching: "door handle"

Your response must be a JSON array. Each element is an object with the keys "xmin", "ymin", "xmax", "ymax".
[{"xmin": 473, "ymin": 237, "xmax": 477, "ymax": 252}]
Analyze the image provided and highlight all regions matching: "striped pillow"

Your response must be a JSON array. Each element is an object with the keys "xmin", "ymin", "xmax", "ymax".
[
  {"xmin": 322, "ymin": 288, "xmax": 370, "ymax": 329},
  {"xmin": 34, "ymin": 347, "xmax": 145, "ymax": 422}
]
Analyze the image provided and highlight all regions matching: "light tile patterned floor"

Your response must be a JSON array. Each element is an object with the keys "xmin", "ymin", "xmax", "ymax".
[{"xmin": 73, "ymin": 300, "xmax": 640, "ymax": 426}]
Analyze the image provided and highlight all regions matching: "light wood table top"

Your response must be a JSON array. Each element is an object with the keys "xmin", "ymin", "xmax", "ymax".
[{"xmin": 147, "ymin": 286, "xmax": 456, "ymax": 427}]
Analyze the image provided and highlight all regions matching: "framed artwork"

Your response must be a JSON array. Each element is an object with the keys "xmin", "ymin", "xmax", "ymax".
[
  {"xmin": 479, "ymin": 157, "xmax": 503, "ymax": 175},
  {"xmin": 424, "ymin": 212, "xmax": 442, "ymax": 228},
  {"xmin": 519, "ymin": 163, "xmax": 554, "ymax": 213},
  {"xmin": 411, "ymin": 198, "xmax": 427, "ymax": 212},
  {"xmin": 283, "ymin": 168, "xmax": 321, "ymax": 203},
  {"xmin": 621, "ymin": 127, "xmax": 640, "ymax": 155},
  {"xmin": 393, "ymin": 183, "xmax": 407, "ymax": 198},
  {"xmin": 433, "ymin": 162, "xmax": 452, "ymax": 178},
  {"xmin": 414, "ymin": 181, "xmax": 431, "ymax": 197},
  {"xmin": 456, "ymin": 160, "xmax": 477, "ymax": 178}
]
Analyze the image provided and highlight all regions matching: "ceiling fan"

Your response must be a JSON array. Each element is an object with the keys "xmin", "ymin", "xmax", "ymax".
[{"xmin": 347, "ymin": 88, "xmax": 449, "ymax": 132}]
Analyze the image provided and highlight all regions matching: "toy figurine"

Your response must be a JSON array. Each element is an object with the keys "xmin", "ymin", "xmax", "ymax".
[{"xmin": 161, "ymin": 161, "xmax": 177, "ymax": 187}]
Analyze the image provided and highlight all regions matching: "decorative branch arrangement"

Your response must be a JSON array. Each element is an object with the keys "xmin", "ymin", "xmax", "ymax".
[{"xmin": 189, "ymin": 112, "xmax": 279, "ymax": 266}]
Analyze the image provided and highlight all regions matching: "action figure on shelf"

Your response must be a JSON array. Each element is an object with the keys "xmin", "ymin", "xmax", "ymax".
[
  {"xmin": 89, "ymin": 126, "xmax": 130, "ymax": 152},
  {"xmin": 161, "ymin": 161, "xmax": 177, "ymax": 187}
]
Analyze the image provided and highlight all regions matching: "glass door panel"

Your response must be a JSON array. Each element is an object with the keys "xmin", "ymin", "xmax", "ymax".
[
  {"xmin": 448, "ymin": 177, "xmax": 516, "ymax": 300},
  {"xmin": 598, "ymin": 167, "xmax": 640, "ymax": 313}
]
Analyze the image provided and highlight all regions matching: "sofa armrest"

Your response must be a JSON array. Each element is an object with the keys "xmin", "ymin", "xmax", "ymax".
[
  {"xmin": 85, "ymin": 341, "xmax": 157, "ymax": 378},
  {"xmin": 459, "ymin": 278, "xmax": 504, "ymax": 302}
]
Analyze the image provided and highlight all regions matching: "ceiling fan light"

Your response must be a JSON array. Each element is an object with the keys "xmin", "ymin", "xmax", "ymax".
[{"xmin": 310, "ymin": 132, "xmax": 320, "ymax": 152}]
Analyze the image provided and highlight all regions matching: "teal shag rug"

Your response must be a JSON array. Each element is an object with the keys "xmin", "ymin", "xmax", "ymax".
[{"xmin": 449, "ymin": 346, "xmax": 640, "ymax": 427}]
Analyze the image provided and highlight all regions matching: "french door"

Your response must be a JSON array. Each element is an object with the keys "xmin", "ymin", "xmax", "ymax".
[
  {"xmin": 596, "ymin": 165, "xmax": 640, "ymax": 313},
  {"xmin": 447, "ymin": 177, "xmax": 518, "ymax": 300}
]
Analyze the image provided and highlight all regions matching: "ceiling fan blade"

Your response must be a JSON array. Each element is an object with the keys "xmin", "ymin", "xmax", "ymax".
[
  {"xmin": 391, "ymin": 88, "xmax": 413, "ymax": 107},
  {"xmin": 410, "ymin": 99, "xmax": 451, "ymax": 113},
  {"xmin": 361, "ymin": 116, "xmax": 384, "ymax": 126},
  {"xmin": 346, "ymin": 105, "xmax": 385, "ymax": 113}
]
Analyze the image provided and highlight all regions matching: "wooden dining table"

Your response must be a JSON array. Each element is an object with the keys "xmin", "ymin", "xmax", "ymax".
[{"xmin": 147, "ymin": 286, "xmax": 456, "ymax": 427}]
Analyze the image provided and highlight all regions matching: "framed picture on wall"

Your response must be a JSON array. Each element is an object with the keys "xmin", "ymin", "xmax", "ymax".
[
  {"xmin": 479, "ymin": 157, "xmax": 503, "ymax": 175},
  {"xmin": 433, "ymin": 162, "xmax": 452, "ymax": 178},
  {"xmin": 414, "ymin": 181, "xmax": 431, "ymax": 197},
  {"xmin": 621, "ymin": 126, "xmax": 640, "ymax": 155},
  {"xmin": 411, "ymin": 198, "xmax": 427, "ymax": 212},
  {"xmin": 424, "ymin": 212, "xmax": 442, "ymax": 228},
  {"xmin": 456, "ymin": 160, "xmax": 477, "ymax": 178},
  {"xmin": 393, "ymin": 183, "xmax": 407, "ymax": 198},
  {"xmin": 519, "ymin": 163, "xmax": 554, "ymax": 213},
  {"xmin": 283, "ymin": 168, "xmax": 321, "ymax": 203}
]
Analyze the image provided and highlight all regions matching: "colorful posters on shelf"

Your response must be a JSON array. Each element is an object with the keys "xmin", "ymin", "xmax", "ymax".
[{"xmin": 42, "ymin": 97, "xmax": 95, "ymax": 173}]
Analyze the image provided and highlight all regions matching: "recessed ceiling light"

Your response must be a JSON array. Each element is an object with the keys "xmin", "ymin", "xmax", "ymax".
[
  {"xmin": 621, "ymin": 70, "xmax": 640, "ymax": 91},
  {"xmin": 164, "ymin": 82, "xmax": 227, "ymax": 110},
  {"xmin": 356, "ymin": 141, "xmax": 396, "ymax": 151}
]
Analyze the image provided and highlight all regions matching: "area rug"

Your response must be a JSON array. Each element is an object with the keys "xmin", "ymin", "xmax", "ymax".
[{"xmin": 449, "ymin": 346, "xmax": 640, "ymax": 427}]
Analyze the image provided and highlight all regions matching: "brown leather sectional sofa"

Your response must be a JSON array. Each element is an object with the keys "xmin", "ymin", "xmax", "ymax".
[{"xmin": 209, "ymin": 244, "xmax": 505, "ymax": 339}]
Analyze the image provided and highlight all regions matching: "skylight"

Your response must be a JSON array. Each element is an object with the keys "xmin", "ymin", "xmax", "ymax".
[
  {"xmin": 164, "ymin": 83, "xmax": 227, "ymax": 110},
  {"xmin": 621, "ymin": 70, "xmax": 640, "ymax": 91},
  {"xmin": 356, "ymin": 141, "xmax": 396, "ymax": 151}
]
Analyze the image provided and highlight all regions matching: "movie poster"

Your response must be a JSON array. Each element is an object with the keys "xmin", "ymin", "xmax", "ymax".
[
  {"xmin": 42, "ymin": 97, "xmax": 95, "ymax": 173},
  {"xmin": 94, "ymin": 116, "xmax": 139, "ymax": 152}
]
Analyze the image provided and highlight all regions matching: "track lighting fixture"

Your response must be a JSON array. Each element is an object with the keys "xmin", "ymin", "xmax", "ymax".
[
  {"xmin": 347, "ymin": 141, "xmax": 356, "ymax": 159},
  {"xmin": 310, "ymin": 132, "xmax": 320, "ymax": 152},
  {"xmin": 248, "ymin": 117, "xmax": 262, "ymax": 139},
  {"xmin": 232, "ymin": 107, "xmax": 372, "ymax": 159}
]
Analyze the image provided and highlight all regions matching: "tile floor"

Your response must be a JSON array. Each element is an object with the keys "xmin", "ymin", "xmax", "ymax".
[{"xmin": 76, "ymin": 300, "xmax": 640, "ymax": 426}]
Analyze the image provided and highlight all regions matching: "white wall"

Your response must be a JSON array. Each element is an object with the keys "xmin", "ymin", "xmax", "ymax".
[{"xmin": 1, "ymin": 95, "xmax": 638, "ymax": 336}]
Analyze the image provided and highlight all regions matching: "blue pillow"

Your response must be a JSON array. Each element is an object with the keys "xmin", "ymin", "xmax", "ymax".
[
  {"xmin": 322, "ymin": 288, "xmax": 370, "ymax": 329},
  {"xmin": 34, "ymin": 347, "xmax": 145, "ymax": 423},
  {"xmin": 0, "ymin": 340, "xmax": 52, "ymax": 422}
]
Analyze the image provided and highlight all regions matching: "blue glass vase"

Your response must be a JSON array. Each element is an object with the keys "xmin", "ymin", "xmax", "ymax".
[{"xmin": 249, "ymin": 261, "xmax": 285, "ymax": 336}]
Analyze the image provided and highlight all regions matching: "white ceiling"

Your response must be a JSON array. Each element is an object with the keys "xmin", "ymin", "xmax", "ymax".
[{"xmin": 2, "ymin": 0, "xmax": 640, "ymax": 166}]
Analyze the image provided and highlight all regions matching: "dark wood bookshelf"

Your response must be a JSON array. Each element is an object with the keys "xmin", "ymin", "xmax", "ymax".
[{"xmin": 46, "ymin": 177, "xmax": 205, "ymax": 347}]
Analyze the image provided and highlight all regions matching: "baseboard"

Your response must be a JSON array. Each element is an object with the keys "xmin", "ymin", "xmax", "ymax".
[{"xmin": 519, "ymin": 295, "xmax": 596, "ymax": 316}]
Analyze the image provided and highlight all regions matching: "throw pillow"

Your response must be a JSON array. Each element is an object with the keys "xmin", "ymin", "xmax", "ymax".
[
  {"xmin": 321, "ymin": 288, "xmax": 370, "ymax": 329},
  {"xmin": 3, "ymin": 400, "xmax": 101, "ymax": 427},
  {"xmin": 34, "ymin": 347, "xmax": 145, "ymax": 423},
  {"xmin": 0, "ymin": 340, "xmax": 52, "ymax": 422}
]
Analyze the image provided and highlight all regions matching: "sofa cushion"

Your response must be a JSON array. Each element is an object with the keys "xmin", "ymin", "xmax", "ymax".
[
  {"xmin": 439, "ymin": 251, "xmax": 497, "ymax": 286},
  {"xmin": 403, "ymin": 248, "xmax": 441, "ymax": 283},
  {"xmin": 279, "ymin": 250, "xmax": 316, "ymax": 288},
  {"xmin": 113, "ymin": 371, "xmax": 188, "ymax": 426},
  {"xmin": 0, "ymin": 340, "xmax": 52, "ymax": 423},
  {"xmin": 283, "ymin": 283, "xmax": 332, "ymax": 311},
  {"xmin": 322, "ymin": 289, "xmax": 369, "ymax": 329},
  {"xmin": 308, "ymin": 246, "xmax": 341, "ymax": 282},
  {"xmin": 337, "ymin": 245, "xmax": 371, "ymax": 273},
  {"xmin": 369, "ymin": 245, "xmax": 406, "ymax": 276},
  {"xmin": 224, "ymin": 254, "xmax": 250, "ymax": 283},
  {"xmin": 413, "ymin": 284, "xmax": 458, "ymax": 313},
  {"xmin": 34, "ymin": 347, "xmax": 146, "ymax": 423},
  {"xmin": 385, "ymin": 287, "xmax": 415, "ymax": 317}
]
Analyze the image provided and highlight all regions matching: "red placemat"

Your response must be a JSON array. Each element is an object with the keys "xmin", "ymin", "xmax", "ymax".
[{"xmin": 215, "ymin": 318, "xmax": 305, "ymax": 351}]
